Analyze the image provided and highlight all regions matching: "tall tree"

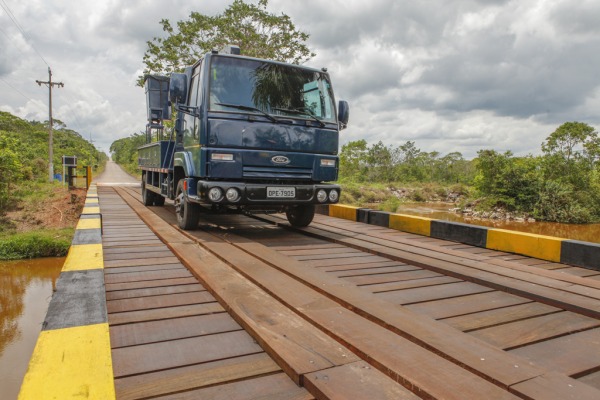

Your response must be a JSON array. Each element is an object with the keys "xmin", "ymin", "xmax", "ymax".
[{"xmin": 141, "ymin": 0, "xmax": 315, "ymax": 82}]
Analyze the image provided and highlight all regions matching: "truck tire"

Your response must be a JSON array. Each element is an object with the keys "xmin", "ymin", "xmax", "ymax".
[
  {"xmin": 175, "ymin": 180, "xmax": 200, "ymax": 230},
  {"xmin": 153, "ymin": 195, "xmax": 165, "ymax": 206},
  {"xmin": 286, "ymin": 205, "xmax": 315, "ymax": 227},
  {"xmin": 141, "ymin": 180, "xmax": 155, "ymax": 206}
]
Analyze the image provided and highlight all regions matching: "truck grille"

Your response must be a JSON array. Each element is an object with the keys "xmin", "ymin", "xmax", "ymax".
[{"xmin": 243, "ymin": 166, "xmax": 312, "ymax": 180}]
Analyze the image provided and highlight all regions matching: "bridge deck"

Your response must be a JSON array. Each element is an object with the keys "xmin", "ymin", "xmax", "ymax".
[{"xmin": 98, "ymin": 186, "xmax": 600, "ymax": 399}]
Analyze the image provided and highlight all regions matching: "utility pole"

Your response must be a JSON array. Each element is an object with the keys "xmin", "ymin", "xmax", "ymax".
[{"xmin": 36, "ymin": 67, "xmax": 64, "ymax": 183}]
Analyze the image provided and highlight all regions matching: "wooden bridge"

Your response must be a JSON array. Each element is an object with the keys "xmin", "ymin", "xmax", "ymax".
[{"xmin": 19, "ymin": 182, "xmax": 600, "ymax": 399}]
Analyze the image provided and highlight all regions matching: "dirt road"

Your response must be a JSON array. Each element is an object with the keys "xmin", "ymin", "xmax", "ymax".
[{"xmin": 94, "ymin": 161, "xmax": 140, "ymax": 187}]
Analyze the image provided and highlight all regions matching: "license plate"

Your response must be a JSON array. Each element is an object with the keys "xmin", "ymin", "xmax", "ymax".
[{"xmin": 267, "ymin": 187, "xmax": 296, "ymax": 198}]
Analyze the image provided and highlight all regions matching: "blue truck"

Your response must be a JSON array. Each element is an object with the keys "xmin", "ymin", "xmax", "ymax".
[{"xmin": 138, "ymin": 45, "xmax": 349, "ymax": 230}]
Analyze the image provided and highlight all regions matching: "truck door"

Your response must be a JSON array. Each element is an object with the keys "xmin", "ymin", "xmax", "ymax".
[{"xmin": 182, "ymin": 64, "xmax": 201, "ymax": 148}]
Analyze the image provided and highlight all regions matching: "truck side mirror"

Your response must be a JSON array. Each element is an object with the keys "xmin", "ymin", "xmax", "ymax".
[
  {"xmin": 170, "ymin": 73, "xmax": 188, "ymax": 104},
  {"xmin": 338, "ymin": 100, "xmax": 349, "ymax": 130}
]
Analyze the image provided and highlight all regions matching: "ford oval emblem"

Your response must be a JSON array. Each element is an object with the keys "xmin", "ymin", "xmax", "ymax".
[{"xmin": 271, "ymin": 155, "xmax": 290, "ymax": 165}]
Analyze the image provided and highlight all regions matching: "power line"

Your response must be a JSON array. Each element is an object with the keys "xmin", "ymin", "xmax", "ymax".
[
  {"xmin": 0, "ymin": 0, "xmax": 50, "ymax": 67},
  {"xmin": 0, "ymin": 76, "xmax": 47, "ymax": 113}
]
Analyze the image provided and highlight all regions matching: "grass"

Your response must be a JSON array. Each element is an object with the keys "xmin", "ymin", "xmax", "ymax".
[{"xmin": 0, "ymin": 228, "xmax": 73, "ymax": 260}]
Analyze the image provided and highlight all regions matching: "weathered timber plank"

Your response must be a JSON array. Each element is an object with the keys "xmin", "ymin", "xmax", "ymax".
[
  {"xmin": 108, "ymin": 302, "xmax": 224, "ymax": 325},
  {"xmin": 441, "ymin": 302, "xmax": 561, "ymax": 331},
  {"xmin": 304, "ymin": 361, "xmax": 421, "ymax": 400},
  {"xmin": 110, "ymin": 312, "xmax": 239, "ymax": 348},
  {"xmin": 470, "ymin": 312, "xmax": 600, "ymax": 349},
  {"xmin": 509, "ymin": 328, "xmax": 600, "ymax": 376},
  {"xmin": 111, "ymin": 330, "xmax": 263, "ymax": 377},
  {"xmin": 107, "ymin": 291, "xmax": 216, "ymax": 313},
  {"xmin": 155, "ymin": 372, "xmax": 312, "ymax": 400},
  {"xmin": 113, "ymin": 353, "xmax": 281, "ymax": 400},
  {"xmin": 404, "ymin": 290, "xmax": 532, "ymax": 319}
]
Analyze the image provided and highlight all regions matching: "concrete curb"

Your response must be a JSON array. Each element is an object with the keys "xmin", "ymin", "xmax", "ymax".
[
  {"xmin": 19, "ymin": 184, "xmax": 115, "ymax": 400},
  {"xmin": 324, "ymin": 204, "xmax": 599, "ymax": 271}
]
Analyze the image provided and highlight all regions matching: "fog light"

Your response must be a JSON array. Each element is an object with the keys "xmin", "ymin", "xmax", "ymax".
[
  {"xmin": 317, "ymin": 189, "xmax": 327, "ymax": 203},
  {"xmin": 208, "ymin": 187, "xmax": 223, "ymax": 202},
  {"xmin": 225, "ymin": 188, "xmax": 240, "ymax": 202},
  {"xmin": 328, "ymin": 189, "xmax": 339, "ymax": 203}
]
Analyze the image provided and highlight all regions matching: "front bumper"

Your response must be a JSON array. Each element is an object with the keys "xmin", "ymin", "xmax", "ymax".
[{"xmin": 188, "ymin": 180, "xmax": 341, "ymax": 205}]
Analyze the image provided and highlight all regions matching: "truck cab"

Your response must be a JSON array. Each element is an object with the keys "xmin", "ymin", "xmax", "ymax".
[{"xmin": 139, "ymin": 46, "xmax": 349, "ymax": 229}]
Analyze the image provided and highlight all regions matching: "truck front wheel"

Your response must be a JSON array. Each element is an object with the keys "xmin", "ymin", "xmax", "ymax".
[
  {"xmin": 286, "ymin": 205, "xmax": 315, "ymax": 227},
  {"xmin": 174, "ymin": 180, "xmax": 200, "ymax": 230}
]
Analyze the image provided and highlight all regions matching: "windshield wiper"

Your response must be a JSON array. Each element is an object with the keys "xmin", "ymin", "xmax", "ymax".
[
  {"xmin": 215, "ymin": 103, "xmax": 278, "ymax": 123},
  {"xmin": 272, "ymin": 107, "xmax": 326, "ymax": 128}
]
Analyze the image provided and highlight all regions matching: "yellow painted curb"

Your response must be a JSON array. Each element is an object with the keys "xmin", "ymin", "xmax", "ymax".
[
  {"xmin": 389, "ymin": 214, "xmax": 432, "ymax": 236},
  {"xmin": 62, "ymin": 244, "xmax": 104, "ymax": 271},
  {"xmin": 19, "ymin": 323, "xmax": 115, "ymax": 400},
  {"xmin": 85, "ymin": 198, "xmax": 99, "ymax": 205},
  {"xmin": 329, "ymin": 204, "xmax": 359, "ymax": 221},
  {"xmin": 76, "ymin": 218, "xmax": 101, "ymax": 230},
  {"xmin": 82, "ymin": 206, "xmax": 100, "ymax": 215},
  {"xmin": 487, "ymin": 229, "xmax": 563, "ymax": 263}
]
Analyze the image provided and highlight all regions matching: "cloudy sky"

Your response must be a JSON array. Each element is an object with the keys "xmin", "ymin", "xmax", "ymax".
[{"xmin": 1, "ymin": 0, "xmax": 599, "ymax": 158}]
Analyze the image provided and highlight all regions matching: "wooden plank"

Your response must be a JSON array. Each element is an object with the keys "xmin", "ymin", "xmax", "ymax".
[
  {"xmin": 376, "ymin": 281, "xmax": 494, "ymax": 305},
  {"xmin": 156, "ymin": 372, "xmax": 312, "ymax": 400},
  {"xmin": 104, "ymin": 263, "xmax": 183, "ymax": 274},
  {"xmin": 107, "ymin": 291, "xmax": 216, "ymax": 313},
  {"xmin": 104, "ymin": 256, "xmax": 181, "ymax": 268},
  {"xmin": 307, "ymin": 255, "xmax": 389, "ymax": 268},
  {"xmin": 105, "ymin": 283, "xmax": 204, "ymax": 300},
  {"xmin": 103, "ymin": 250, "xmax": 175, "ymax": 261},
  {"xmin": 343, "ymin": 269, "xmax": 440, "ymax": 286},
  {"xmin": 294, "ymin": 251, "xmax": 374, "ymax": 261},
  {"xmin": 111, "ymin": 330, "xmax": 263, "ymax": 377},
  {"xmin": 441, "ymin": 302, "xmax": 561, "ymax": 331},
  {"xmin": 103, "ymin": 245, "xmax": 169, "ymax": 255},
  {"xmin": 280, "ymin": 246, "xmax": 357, "ymax": 256},
  {"xmin": 105, "ymin": 277, "xmax": 198, "ymax": 292},
  {"xmin": 578, "ymin": 370, "xmax": 600, "ymax": 390},
  {"xmin": 323, "ymin": 260, "xmax": 406, "ymax": 272},
  {"xmin": 368, "ymin": 276, "xmax": 462, "ymax": 293},
  {"xmin": 336, "ymin": 265, "xmax": 420, "ymax": 278},
  {"xmin": 305, "ymin": 361, "xmax": 421, "ymax": 400},
  {"xmin": 108, "ymin": 302, "xmax": 224, "ymax": 325},
  {"xmin": 405, "ymin": 291, "xmax": 531, "ymax": 319},
  {"xmin": 470, "ymin": 312, "xmax": 600, "ymax": 349},
  {"xmin": 114, "ymin": 353, "xmax": 282, "ymax": 400},
  {"xmin": 110, "ymin": 313, "xmax": 239, "ymax": 348},
  {"xmin": 509, "ymin": 328, "xmax": 600, "ymax": 376},
  {"xmin": 511, "ymin": 372, "xmax": 600, "ymax": 400},
  {"xmin": 104, "ymin": 268, "xmax": 192, "ymax": 284}
]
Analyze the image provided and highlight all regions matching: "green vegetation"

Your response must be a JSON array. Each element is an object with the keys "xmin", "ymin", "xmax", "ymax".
[
  {"xmin": 141, "ymin": 0, "xmax": 314, "ymax": 82},
  {"xmin": 0, "ymin": 229, "xmax": 73, "ymax": 260},
  {"xmin": 0, "ymin": 111, "xmax": 106, "ymax": 259},
  {"xmin": 110, "ymin": 132, "xmax": 145, "ymax": 177},
  {"xmin": 339, "ymin": 122, "xmax": 600, "ymax": 223}
]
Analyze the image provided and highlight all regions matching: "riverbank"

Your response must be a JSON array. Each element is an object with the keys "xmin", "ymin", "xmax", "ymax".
[{"xmin": 0, "ymin": 183, "xmax": 86, "ymax": 260}]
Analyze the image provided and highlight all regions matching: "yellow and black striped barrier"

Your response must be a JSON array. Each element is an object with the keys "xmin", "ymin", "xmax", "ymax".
[
  {"xmin": 322, "ymin": 204, "xmax": 600, "ymax": 270},
  {"xmin": 19, "ymin": 184, "xmax": 115, "ymax": 399}
]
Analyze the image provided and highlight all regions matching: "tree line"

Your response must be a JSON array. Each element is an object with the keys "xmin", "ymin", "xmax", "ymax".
[
  {"xmin": 0, "ymin": 111, "xmax": 107, "ymax": 211},
  {"xmin": 341, "ymin": 122, "xmax": 600, "ymax": 223}
]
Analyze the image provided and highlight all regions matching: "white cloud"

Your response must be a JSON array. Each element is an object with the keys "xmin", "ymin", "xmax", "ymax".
[{"xmin": 0, "ymin": 0, "xmax": 598, "ymax": 158}]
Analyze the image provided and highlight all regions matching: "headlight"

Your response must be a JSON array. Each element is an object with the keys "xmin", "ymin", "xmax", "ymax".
[
  {"xmin": 211, "ymin": 153, "xmax": 234, "ymax": 161},
  {"xmin": 320, "ymin": 159, "xmax": 336, "ymax": 167},
  {"xmin": 328, "ymin": 189, "xmax": 339, "ymax": 203},
  {"xmin": 225, "ymin": 188, "xmax": 240, "ymax": 202},
  {"xmin": 208, "ymin": 187, "xmax": 223, "ymax": 202},
  {"xmin": 317, "ymin": 189, "xmax": 328, "ymax": 203}
]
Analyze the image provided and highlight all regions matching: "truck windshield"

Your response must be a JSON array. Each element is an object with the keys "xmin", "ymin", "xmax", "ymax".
[{"xmin": 209, "ymin": 56, "xmax": 336, "ymax": 123}]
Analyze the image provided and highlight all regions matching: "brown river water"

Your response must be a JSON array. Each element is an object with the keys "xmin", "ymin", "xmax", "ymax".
[
  {"xmin": 393, "ymin": 203, "xmax": 600, "ymax": 243},
  {"xmin": 0, "ymin": 257, "xmax": 64, "ymax": 399}
]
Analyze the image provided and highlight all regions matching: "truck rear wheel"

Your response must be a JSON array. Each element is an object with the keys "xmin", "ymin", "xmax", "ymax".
[
  {"xmin": 141, "ymin": 179, "xmax": 156, "ymax": 206},
  {"xmin": 286, "ymin": 205, "xmax": 315, "ymax": 227},
  {"xmin": 175, "ymin": 180, "xmax": 200, "ymax": 230}
]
